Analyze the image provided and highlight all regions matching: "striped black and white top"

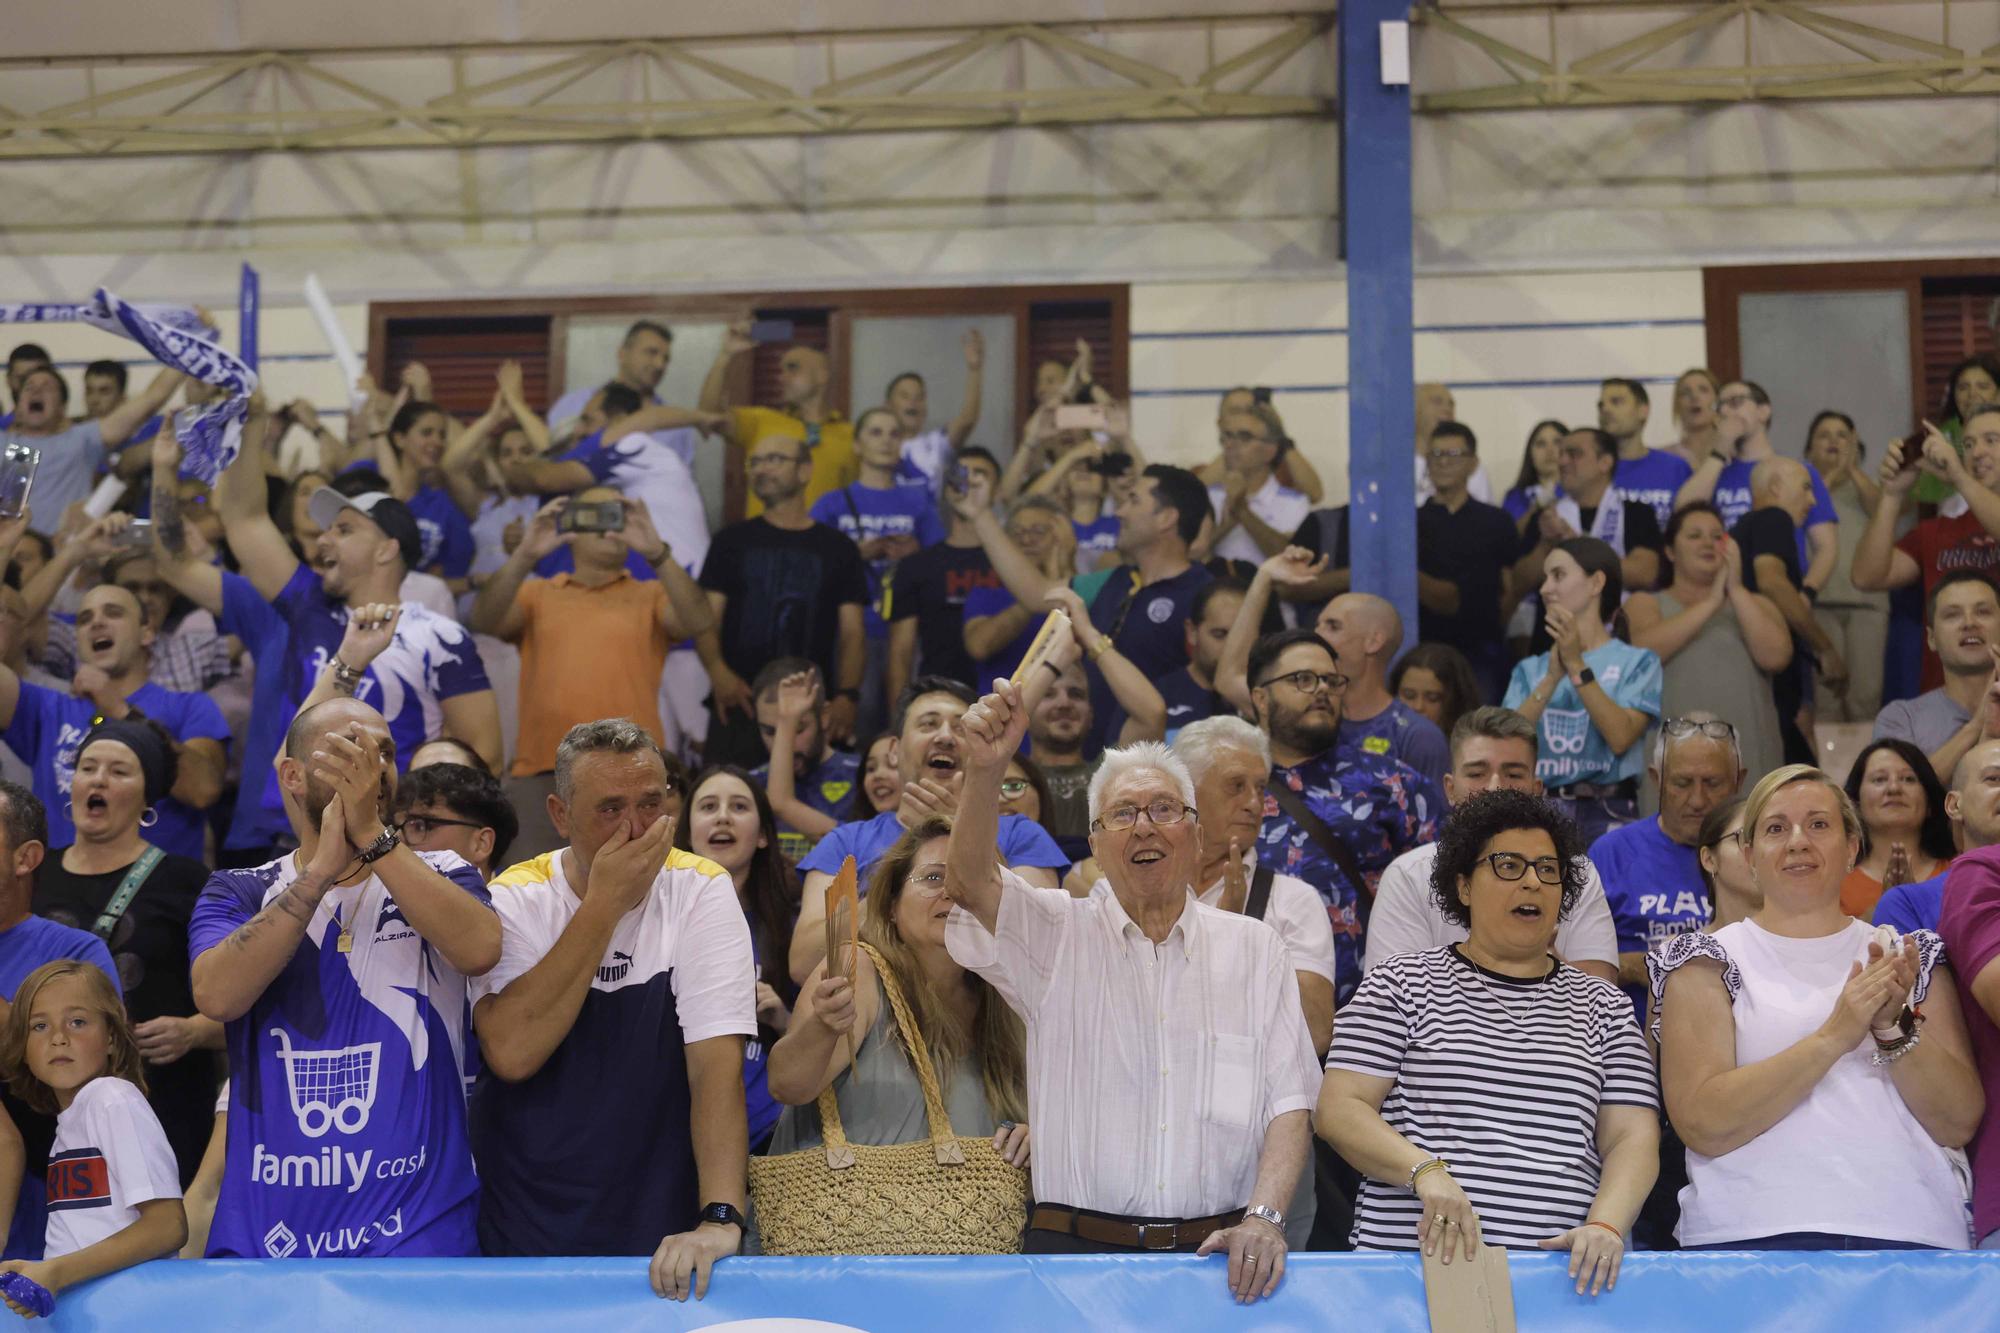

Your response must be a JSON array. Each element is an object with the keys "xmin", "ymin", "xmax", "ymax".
[{"xmin": 1325, "ymin": 945, "xmax": 1659, "ymax": 1250}]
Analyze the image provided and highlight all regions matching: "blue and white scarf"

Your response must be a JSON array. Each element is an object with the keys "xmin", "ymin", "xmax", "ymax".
[{"xmin": 0, "ymin": 289, "xmax": 258, "ymax": 482}]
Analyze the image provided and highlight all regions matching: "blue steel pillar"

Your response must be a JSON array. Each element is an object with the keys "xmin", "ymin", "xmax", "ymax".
[{"xmin": 1339, "ymin": 0, "xmax": 1418, "ymax": 640}]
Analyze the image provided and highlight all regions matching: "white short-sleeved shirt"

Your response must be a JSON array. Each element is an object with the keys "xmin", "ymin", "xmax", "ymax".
[
  {"xmin": 44, "ymin": 1077, "xmax": 182, "ymax": 1260},
  {"xmin": 947, "ymin": 868, "xmax": 1320, "ymax": 1219},
  {"xmin": 472, "ymin": 848, "xmax": 755, "ymax": 1043},
  {"xmin": 1363, "ymin": 841, "xmax": 1620, "ymax": 973},
  {"xmin": 1206, "ymin": 475, "xmax": 1312, "ymax": 567}
]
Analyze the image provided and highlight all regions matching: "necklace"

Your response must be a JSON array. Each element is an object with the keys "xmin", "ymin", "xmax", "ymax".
[{"xmin": 1456, "ymin": 946, "xmax": 1555, "ymax": 1028}]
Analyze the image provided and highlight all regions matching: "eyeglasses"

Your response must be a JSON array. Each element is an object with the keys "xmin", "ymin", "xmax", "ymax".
[
  {"xmin": 1662, "ymin": 718, "xmax": 1737, "ymax": 741},
  {"xmin": 1717, "ymin": 394, "xmax": 1754, "ymax": 408},
  {"xmin": 907, "ymin": 869, "xmax": 950, "ymax": 899},
  {"xmin": 1427, "ymin": 449, "xmax": 1473, "ymax": 463},
  {"xmin": 1479, "ymin": 852, "xmax": 1564, "ymax": 884},
  {"xmin": 1255, "ymin": 669, "xmax": 1348, "ymax": 696},
  {"xmin": 998, "ymin": 778, "xmax": 1031, "ymax": 798},
  {"xmin": 1091, "ymin": 798, "xmax": 1193, "ymax": 834},
  {"xmin": 399, "ymin": 814, "xmax": 487, "ymax": 839},
  {"xmin": 1219, "ymin": 430, "xmax": 1272, "ymax": 446}
]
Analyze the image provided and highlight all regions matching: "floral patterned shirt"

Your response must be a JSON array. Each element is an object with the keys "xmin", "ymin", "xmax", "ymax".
[{"xmin": 1259, "ymin": 744, "xmax": 1441, "ymax": 1002}]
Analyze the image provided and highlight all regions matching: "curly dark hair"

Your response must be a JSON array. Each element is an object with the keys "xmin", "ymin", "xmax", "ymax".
[{"xmin": 1429, "ymin": 789, "xmax": 1589, "ymax": 929}]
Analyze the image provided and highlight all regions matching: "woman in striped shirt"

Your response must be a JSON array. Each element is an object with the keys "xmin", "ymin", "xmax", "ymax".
[{"xmin": 1315, "ymin": 789, "xmax": 1660, "ymax": 1297}]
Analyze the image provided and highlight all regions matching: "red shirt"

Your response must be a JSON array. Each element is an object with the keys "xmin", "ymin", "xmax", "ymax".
[{"xmin": 1897, "ymin": 512, "xmax": 2000, "ymax": 688}]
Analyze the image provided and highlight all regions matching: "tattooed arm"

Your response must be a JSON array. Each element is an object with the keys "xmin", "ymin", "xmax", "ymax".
[{"xmin": 191, "ymin": 799, "xmax": 356, "ymax": 1023}]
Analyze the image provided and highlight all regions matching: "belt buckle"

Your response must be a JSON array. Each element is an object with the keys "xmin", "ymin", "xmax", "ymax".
[{"xmin": 1135, "ymin": 1222, "xmax": 1177, "ymax": 1251}]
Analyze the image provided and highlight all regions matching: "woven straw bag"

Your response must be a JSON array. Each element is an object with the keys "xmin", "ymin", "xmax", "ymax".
[{"xmin": 748, "ymin": 940, "xmax": 1029, "ymax": 1255}]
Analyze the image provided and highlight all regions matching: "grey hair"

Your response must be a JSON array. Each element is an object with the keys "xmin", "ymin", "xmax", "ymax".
[
  {"xmin": 554, "ymin": 718, "xmax": 667, "ymax": 802},
  {"xmin": 1172, "ymin": 716, "xmax": 1270, "ymax": 784},
  {"xmin": 1651, "ymin": 710, "xmax": 1742, "ymax": 776},
  {"xmin": 1087, "ymin": 742, "xmax": 1197, "ymax": 824}
]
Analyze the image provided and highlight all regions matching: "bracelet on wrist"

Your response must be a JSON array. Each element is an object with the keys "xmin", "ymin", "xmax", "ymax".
[
  {"xmin": 1408, "ymin": 1157, "xmax": 1449, "ymax": 1193},
  {"xmin": 1583, "ymin": 1220, "xmax": 1624, "ymax": 1243}
]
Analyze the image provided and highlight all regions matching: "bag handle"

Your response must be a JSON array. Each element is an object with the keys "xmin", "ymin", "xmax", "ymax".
[{"xmin": 814, "ymin": 939, "xmax": 967, "ymax": 1170}]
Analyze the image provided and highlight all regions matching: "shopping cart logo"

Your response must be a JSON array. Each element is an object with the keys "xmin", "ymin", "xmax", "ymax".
[
  {"xmin": 1544, "ymin": 709, "xmax": 1591, "ymax": 756},
  {"xmin": 264, "ymin": 1221, "xmax": 298, "ymax": 1258},
  {"xmin": 269, "ymin": 1028, "xmax": 382, "ymax": 1139}
]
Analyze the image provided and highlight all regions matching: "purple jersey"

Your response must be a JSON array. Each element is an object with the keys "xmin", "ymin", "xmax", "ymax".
[
  {"xmin": 189, "ymin": 851, "xmax": 491, "ymax": 1258},
  {"xmin": 262, "ymin": 565, "xmax": 490, "ymax": 823}
]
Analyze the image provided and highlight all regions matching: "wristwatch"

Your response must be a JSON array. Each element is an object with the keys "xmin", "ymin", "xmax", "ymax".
[
  {"xmin": 699, "ymin": 1202, "xmax": 748, "ymax": 1231},
  {"xmin": 1243, "ymin": 1204, "xmax": 1286, "ymax": 1233},
  {"xmin": 1573, "ymin": 666, "xmax": 1596, "ymax": 688}
]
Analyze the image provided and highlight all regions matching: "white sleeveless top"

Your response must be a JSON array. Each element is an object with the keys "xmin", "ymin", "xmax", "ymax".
[{"xmin": 1650, "ymin": 918, "xmax": 1967, "ymax": 1248}]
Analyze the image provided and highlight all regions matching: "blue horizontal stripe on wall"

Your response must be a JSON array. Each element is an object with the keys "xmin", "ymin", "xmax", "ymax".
[
  {"xmin": 1132, "ymin": 317, "xmax": 1702, "ymax": 341},
  {"xmin": 1134, "ymin": 373, "xmax": 1684, "ymax": 398}
]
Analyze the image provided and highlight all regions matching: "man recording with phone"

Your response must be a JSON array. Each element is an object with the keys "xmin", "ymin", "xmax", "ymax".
[
  {"xmin": 4, "ymin": 361, "xmax": 183, "ymax": 535},
  {"xmin": 469, "ymin": 488, "xmax": 714, "ymax": 860}
]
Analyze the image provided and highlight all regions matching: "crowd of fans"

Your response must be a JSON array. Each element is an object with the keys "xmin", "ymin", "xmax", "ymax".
[{"xmin": 0, "ymin": 322, "xmax": 1994, "ymax": 1311}]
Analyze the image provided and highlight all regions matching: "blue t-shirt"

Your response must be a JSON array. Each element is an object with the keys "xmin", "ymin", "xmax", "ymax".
[
  {"xmin": 960, "ymin": 584, "xmax": 1039, "ymax": 684},
  {"xmin": 217, "ymin": 569, "xmax": 297, "ymax": 852},
  {"xmin": 810, "ymin": 484, "xmax": 945, "ymax": 639},
  {"xmin": 750, "ymin": 749, "xmax": 862, "ymax": 863},
  {"xmin": 1713, "ymin": 457, "xmax": 1837, "ymax": 568},
  {"xmin": 1157, "ymin": 666, "xmax": 1224, "ymax": 744},
  {"xmin": 1874, "ymin": 872, "xmax": 1946, "ymax": 935},
  {"xmin": 1614, "ymin": 449, "xmax": 1694, "ymax": 529},
  {"xmin": 1339, "ymin": 700, "xmax": 1449, "ymax": 796},
  {"xmin": 1084, "ymin": 563, "xmax": 1213, "ymax": 751},
  {"xmin": 1258, "ymin": 744, "xmax": 1441, "ymax": 1003},
  {"xmin": 0, "ymin": 917, "xmax": 121, "ymax": 1262},
  {"xmin": 406, "ymin": 486, "xmax": 474, "ymax": 581},
  {"xmin": 1589, "ymin": 815, "xmax": 1711, "ymax": 1017},
  {"xmin": 264, "ymin": 564, "xmax": 492, "ymax": 823},
  {"xmin": 189, "ymin": 851, "xmax": 491, "ymax": 1258},
  {"xmin": 1072, "ymin": 514, "xmax": 1120, "ymax": 570},
  {"xmin": 798, "ymin": 810, "xmax": 1067, "ymax": 888},
  {"xmin": 1503, "ymin": 640, "xmax": 1662, "ymax": 788},
  {"xmin": 3, "ymin": 680, "xmax": 228, "ymax": 862}
]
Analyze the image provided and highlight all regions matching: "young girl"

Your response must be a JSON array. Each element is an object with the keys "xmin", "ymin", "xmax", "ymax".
[{"xmin": 0, "ymin": 962, "xmax": 185, "ymax": 1316}]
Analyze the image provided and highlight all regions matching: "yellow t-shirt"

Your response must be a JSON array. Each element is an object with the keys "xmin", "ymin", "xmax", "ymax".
[{"xmin": 734, "ymin": 406, "xmax": 857, "ymax": 517}]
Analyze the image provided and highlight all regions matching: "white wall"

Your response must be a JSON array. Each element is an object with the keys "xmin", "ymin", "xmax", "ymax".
[{"xmin": 1131, "ymin": 271, "xmax": 1707, "ymax": 499}]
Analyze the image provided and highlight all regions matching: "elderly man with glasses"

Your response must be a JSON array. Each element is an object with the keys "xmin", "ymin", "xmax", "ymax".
[
  {"xmin": 1586, "ymin": 712, "xmax": 1746, "ymax": 1020},
  {"xmin": 941, "ymin": 618, "xmax": 1319, "ymax": 1303},
  {"xmin": 1244, "ymin": 627, "xmax": 1441, "ymax": 1004}
]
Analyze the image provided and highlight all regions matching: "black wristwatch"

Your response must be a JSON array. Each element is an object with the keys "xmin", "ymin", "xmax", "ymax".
[
  {"xmin": 1573, "ymin": 666, "xmax": 1596, "ymax": 689},
  {"xmin": 356, "ymin": 825, "xmax": 402, "ymax": 866},
  {"xmin": 700, "ymin": 1202, "xmax": 747, "ymax": 1231}
]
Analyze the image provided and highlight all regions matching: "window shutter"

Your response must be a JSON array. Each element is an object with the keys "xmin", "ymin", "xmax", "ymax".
[
  {"xmin": 1028, "ymin": 300, "xmax": 1121, "ymax": 400},
  {"xmin": 381, "ymin": 315, "xmax": 553, "ymax": 420},
  {"xmin": 1919, "ymin": 282, "xmax": 2000, "ymax": 421}
]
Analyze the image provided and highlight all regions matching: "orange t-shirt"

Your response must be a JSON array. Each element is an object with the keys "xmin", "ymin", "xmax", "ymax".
[
  {"xmin": 1840, "ymin": 859, "xmax": 1951, "ymax": 921},
  {"xmin": 734, "ymin": 407, "xmax": 856, "ymax": 517},
  {"xmin": 511, "ymin": 573, "xmax": 671, "ymax": 776}
]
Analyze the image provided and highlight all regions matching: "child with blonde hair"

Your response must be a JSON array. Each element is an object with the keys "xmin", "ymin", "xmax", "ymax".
[{"xmin": 0, "ymin": 961, "xmax": 184, "ymax": 1317}]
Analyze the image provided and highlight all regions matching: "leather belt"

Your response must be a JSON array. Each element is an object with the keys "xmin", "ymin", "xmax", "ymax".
[{"xmin": 1029, "ymin": 1203, "xmax": 1244, "ymax": 1251}]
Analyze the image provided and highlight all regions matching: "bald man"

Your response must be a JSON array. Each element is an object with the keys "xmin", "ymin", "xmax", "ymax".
[
  {"xmin": 1314, "ymin": 593, "xmax": 1449, "ymax": 792},
  {"xmin": 1413, "ymin": 381, "xmax": 1493, "ymax": 505},
  {"xmin": 700, "ymin": 324, "xmax": 858, "ymax": 514},
  {"xmin": 0, "ymin": 574, "xmax": 228, "ymax": 860},
  {"xmin": 1736, "ymin": 455, "xmax": 1844, "ymax": 763}
]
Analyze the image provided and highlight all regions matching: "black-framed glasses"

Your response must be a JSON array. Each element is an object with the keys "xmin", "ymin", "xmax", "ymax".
[
  {"xmin": 399, "ymin": 814, "xmax": 487, "ymax": 839},
  {"xmin": 1479, "ymin": 852, "xmax": 1563, "ymax": 885},
  {"xmin": 1255, "ymin": 669, "xmax": 1348, "ymax": 696},
  {"xmin": 1091, "ymin": 798, "xmax": 1193, "ymax": 834},
  {"xmin": 1663, "ymin": 718, "xmax": 1737, "ymax": 741},
  {"xmin": 1219, "ymin": 430, "xmax": 1273, "ymax": 446}
]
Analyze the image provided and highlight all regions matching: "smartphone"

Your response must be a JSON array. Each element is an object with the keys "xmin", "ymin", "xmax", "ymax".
[
  {"xmin": 748, "ymin": 319, "xmax": 796, "ymax": 345},
  {"xmin": 1055, "ymin": 403, "xmax": 1108, "ymax": 433},
  {"xmin": 1897, "ymin": 426, "xmax": 1929, "ymax": 473},
  {"xmin": 558, "ymin": 499, "xmax": 626, "ymax": 534},
  {"xmin": 117, "ymin": 519, "xmax": 153, "ymax": 549},
  {"xmin": 1089, "ymin": 450, "xmax": 1134, "ymax": 478},
  {"xmin": 0, "ymin": 443, "xmax": 39, "ymax": 521},
  {"xmin": 945, "ymin": 463, "xmax": 971, "ymax": 493}
]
